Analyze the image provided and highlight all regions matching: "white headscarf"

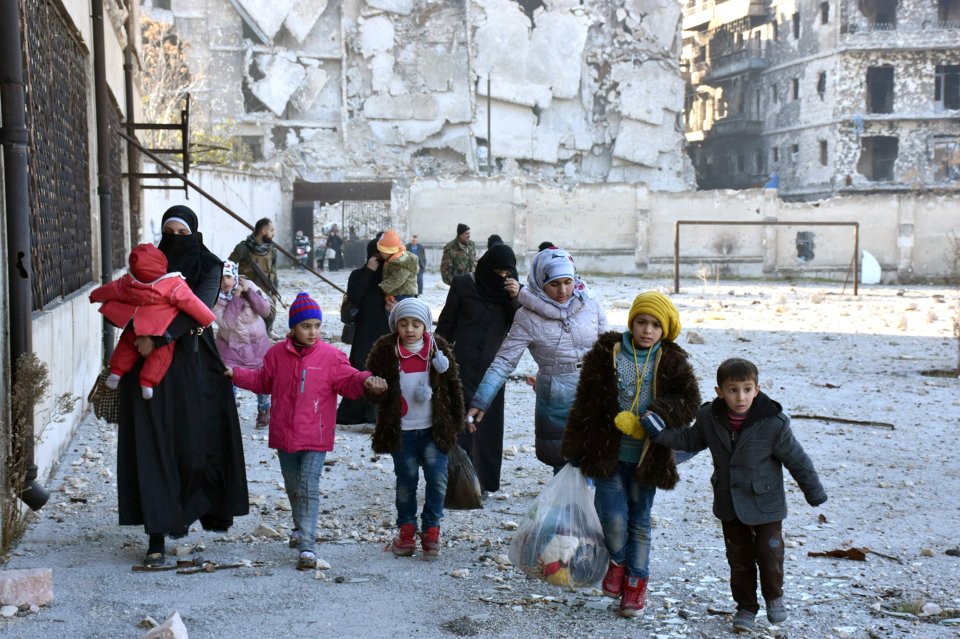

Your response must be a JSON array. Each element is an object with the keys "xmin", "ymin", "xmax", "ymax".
[
  {"xmin": 526, "ymin": 248, "xmax": 590, "ymax": 308},
  {"xmin": 219, "ymin": 259, "xmax": 239, "ymax": 300}
]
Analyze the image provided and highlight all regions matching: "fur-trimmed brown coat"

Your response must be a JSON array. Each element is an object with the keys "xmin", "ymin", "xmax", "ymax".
[
  {"xmin": 561, "ymin": 331, "xmax": 701, "ymax": 489},
  {"xmin": 365, "ymin": 333, "xmax": 465, "ymax": 454}
]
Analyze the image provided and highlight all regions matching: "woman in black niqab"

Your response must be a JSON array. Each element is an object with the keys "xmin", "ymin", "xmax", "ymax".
[
  {"xmin": 116, "ymin": 205, "xmax": 248, "ymax": 567},
  {"xmin": 436, "ymin": 243, "xmax": 520, "ymax": 493},
  {"xmin": 337, "ymin": 235, "xmax": 391, "ymax": 424}
]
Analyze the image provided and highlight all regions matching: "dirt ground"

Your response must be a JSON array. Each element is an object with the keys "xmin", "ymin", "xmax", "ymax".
[{"xmin": 1, "ymin": 267, "xmax": 958, "ymax": 639}]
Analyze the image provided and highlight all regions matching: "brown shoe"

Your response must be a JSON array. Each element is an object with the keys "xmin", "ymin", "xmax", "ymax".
[{"xmin": 256, "ymin": 408, "xmax": 270, "ymax": 429}]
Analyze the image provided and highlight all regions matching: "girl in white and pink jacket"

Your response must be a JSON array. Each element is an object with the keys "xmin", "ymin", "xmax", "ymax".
[
  {"xmin": 227, "ymin": 292, "xmax": 387, "ymax": 571},
  {"xmin": 214, "ymin": 260, "xmax": 273, "ymax": 427}
]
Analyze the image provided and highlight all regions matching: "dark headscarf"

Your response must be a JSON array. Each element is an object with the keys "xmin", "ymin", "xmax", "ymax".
[
  {"xmin": 487, "ymin": 234, "xmax": 503, "ymax": 249},
  {"xmin": 157, "ymin": 205, "xmax": 221, "ymax": 286},
  {"xmin": 366, "ymin": 231, "xmax": 385, "ymax": 259},
  {"xmin": 475, "ymin": 243, "xmax": 517, "ymax": 303}
]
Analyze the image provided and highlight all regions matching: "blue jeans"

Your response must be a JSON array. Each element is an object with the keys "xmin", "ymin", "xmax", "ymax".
[
  {"xmin": 277, "ymin": 450, "xmax": 326, "ymax": 553},
  {"xmin": 593, "ymin": 461, "xmax": 657, "ymax": 578},
  {"xmin": 232, "ymin": 386, "xmax": 270, "ymax": 411},
  {"xmin": 391, "ymin": 429, "xmax": 448, "ymax": 530}
]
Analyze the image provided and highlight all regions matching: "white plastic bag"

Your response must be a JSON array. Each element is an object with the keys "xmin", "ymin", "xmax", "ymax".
[{"xmin": 508, "ymin": 464, "xmax": 609, "ymax": 589}]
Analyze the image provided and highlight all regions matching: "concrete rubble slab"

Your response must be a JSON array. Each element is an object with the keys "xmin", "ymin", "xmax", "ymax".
[
  {"xmin": 250, "ymin": 53, "xmax": 307, "ymax": 116},
  {"xmin": 284, "ymin": 0, "xmax": 328, "ymax": 43}
]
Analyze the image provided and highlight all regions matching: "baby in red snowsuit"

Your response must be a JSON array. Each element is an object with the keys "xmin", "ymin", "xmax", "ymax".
[{"xmin": 90, "ymin": 243, "xmax": 216, "ymax": 399}]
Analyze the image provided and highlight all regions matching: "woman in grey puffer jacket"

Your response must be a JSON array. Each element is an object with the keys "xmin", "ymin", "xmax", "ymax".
[{"xmin": 467, "ymin": 248, "xmax": 607, "ymax": 470}]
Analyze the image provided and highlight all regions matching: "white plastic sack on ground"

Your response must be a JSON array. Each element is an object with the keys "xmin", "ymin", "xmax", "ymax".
[
  {"xmin": 861, "ymin": 250, "xmax": 881, "ymax": 284},
  {"xmin": 508, "ymin": 464, "xmax": 609, "ymax": 589}
]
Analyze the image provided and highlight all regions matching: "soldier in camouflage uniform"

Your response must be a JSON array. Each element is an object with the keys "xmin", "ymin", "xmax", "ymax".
[
  {"xmin": 229, "ymin": 218, "xmax": 280, "ymax": 334},
  {"xmin": 440, "ymin": 223, "xmax": 477, "ymax": 285}
]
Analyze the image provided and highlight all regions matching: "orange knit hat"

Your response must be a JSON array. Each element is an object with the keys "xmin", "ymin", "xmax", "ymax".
[{"xmin": 377, "ymin": 229, "xmax": 405, "ymax": 257}]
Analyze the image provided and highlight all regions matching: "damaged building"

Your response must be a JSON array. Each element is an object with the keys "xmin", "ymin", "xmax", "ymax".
[
  {"xmin": 682, "ymin": 0, "xmax": 960, "ymax": 200},
  {"xmin": 142, "ymin": 0, "xmax": 694, "ymax": 193}
]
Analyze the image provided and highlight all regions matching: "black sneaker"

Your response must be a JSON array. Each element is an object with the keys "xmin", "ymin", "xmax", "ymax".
[
  {"xmin": 766, "ymin": 597, "xmax": 788, "ymax": 624},
  {"xmin": 732, "ymin": 609, "xmax": 756, "ymax": 633}
]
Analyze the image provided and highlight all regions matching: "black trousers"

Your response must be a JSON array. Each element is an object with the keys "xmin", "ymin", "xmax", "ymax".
[{"xmin": 721, "ymin": 518, "xmax": 784, "ymax": 614}]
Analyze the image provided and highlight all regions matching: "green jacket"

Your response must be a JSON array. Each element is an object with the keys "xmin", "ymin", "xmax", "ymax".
[
  {"xmin": 440, "ymin": 239, "xmax": 476, "ymax": 285},
  {"xmin": 379, "ymin": 251, "xmax": 419, "ymax": 298}
]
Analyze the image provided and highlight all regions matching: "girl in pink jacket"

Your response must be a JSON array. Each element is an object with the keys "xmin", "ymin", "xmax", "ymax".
[
  {"xmin": 226, "ymin": 292, "xmax": 387, "ymax": 571},
  {"xmin": 214, "ymin": 260, "xmax": 273, "ymax": 428}
]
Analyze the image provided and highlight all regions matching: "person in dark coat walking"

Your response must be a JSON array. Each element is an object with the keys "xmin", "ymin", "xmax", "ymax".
[
  {"xmin": 638, "ymin": 357, "xmax": 827, "ymax": 632},
  {"xmin": 326, "ymin": 227, "xmax": 344, "ymax": 271},
  {"xmin": 117, "ymin": 205, "xmax": 249, "ymax": 567},
  {"xmin": 436, "ymin": 243, "xmax": 520, "ymax": 493},
  {"xmin": 336, "ymin": 236, "xmax": 394, "ymax": 424}
]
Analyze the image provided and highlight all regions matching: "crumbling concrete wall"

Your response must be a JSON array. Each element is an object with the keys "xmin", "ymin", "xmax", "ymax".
[{"xmin": 148, "ymin": 0, "xmax": 694, "ymax": 190}]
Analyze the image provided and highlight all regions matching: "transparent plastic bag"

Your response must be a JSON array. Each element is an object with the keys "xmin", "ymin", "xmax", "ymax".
[{"xmin": 508, "ymin": 464, "xmax": 609, "ymax": 589}]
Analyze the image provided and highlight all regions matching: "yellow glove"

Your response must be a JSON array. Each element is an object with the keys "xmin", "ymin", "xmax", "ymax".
[
  {"xmin": 614, "ymin": 411, "xmax": 646, "ymax": 439},
  {"xmin": 544, "ymin": 567, "xmax": 572, "ymax": 587}
]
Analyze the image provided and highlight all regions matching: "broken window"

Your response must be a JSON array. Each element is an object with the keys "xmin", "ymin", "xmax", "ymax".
[
  {"xmin": 792, "ymin": 78, "xmax": 800, "ymax": 100},
  {"xmin": 796, "ymin": 232, "xmax": 815, "ymax": 262},
  {"xmin": 791, "ymin": 143, "xmax": 799, "ymax": 163},
  {"xmin": 772, "ymin": 146, "xmax": 780, "ymax": 163},
  {"xmin": 793, "ymin": 12, "xmax": 800, "ymax": 38},
  {"xmin": 817, "ymin": 72, "xmax": 827, "ymax": 99},
  {"xmin": 939, "ymin": 0, "xmax": 960, "ymax": 25},
  {"xmin": 515, "ymin": 0, "xmax": 546, "ymax": 24},
  {"xmin": 866, "ymin": 66, "xmax": 894, "ymax": 113},
  {"xmin": 935, "ymin": 65, "xmax": 960, "ymax": 110},
  {"xmin": 858, "ymin": 0, "xmax": 897, "ymax": 28},
  {"xmin": 819, "ymin": 140, "xmax": 828, "ymax": 165},
  {"xmin": 933, "ymin": 135, "xmax": 960, "ymax": 181},
  {"xmin": 821, "ymin": 2, "xmax": 830, "ymax": 24},
  {"xmin": 755, "ymin": 149, "xmax": 765, "ymax": 173},
  {"xmin": 241, "ymin": 136, "xmax": 264, "ymax": 161},
  {"xmin": 772, "ymin": 83, "xmax": 779, "ymax": 103},
  {"xmin": 858, "ymin": 136, "xmax": 898, "ymax": 181}
]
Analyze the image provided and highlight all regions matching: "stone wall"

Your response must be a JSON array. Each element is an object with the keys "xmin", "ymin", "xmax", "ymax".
[{"xmin": 149, "ymin": 0, "xmax": 695, "ymax": 190}]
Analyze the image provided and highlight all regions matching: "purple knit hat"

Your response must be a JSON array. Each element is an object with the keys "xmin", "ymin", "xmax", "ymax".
[{"xmin": 288, "ymin": 292, "xmax": 323, "ymax": 328}]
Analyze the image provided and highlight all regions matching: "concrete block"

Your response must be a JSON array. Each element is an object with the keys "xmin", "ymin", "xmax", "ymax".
[
  {"xmin": 139, "ymin": 611, "xmax": 188, "ymax": 639},
  {"xmin": 363, "ymin": 94, "xmax": 438, "ymax": 120},
  {"xmin": 612, "ymin": 119, "xmax": 666, "ymax": 167},
  {"xmin": 359, "ymin": 15, "xmax": 395, "ymax": 57},
  {"xmin": 232, "ymin": 0, "xmax": 293, "ymax": 41},
  {"xmin": 366, "ymin": 0, "xmax": 414, "ymax": 14},
  {"xmin": 0, "ymin": 568, "xmax": 54, "ymax": 607},
  {"xmin": 284, "ymin": 0, "xmax": 328, "ymax": 43},
  {"xmin": 250, "ymin": 53, "xmax": 307, "ymax": 116}
]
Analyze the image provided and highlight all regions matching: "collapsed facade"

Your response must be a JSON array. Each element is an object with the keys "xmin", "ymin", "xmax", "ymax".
[
  {"xmin": 144, "ymin": 0, "xmax": 695, "ymax": 191},
  {"xmin": 682, "ymin": 0, "xmax": 960, "ymax": 200}
]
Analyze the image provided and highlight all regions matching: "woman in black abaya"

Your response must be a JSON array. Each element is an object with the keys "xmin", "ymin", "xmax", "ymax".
[
  {"xmin": 336, "ymin": 236, "xmax": 392, "ymax": 424},
  {"xmin": 116, "ymin": 205, "xmax": 248, "ymax": 566},
  {"xmin": 436, "ymin": 243, "xmax": 520, "ymax": 493}
]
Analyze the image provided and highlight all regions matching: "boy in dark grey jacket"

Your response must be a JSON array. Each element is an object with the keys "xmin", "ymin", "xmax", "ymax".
[{"xmin": 634, "ymin": 358, "xmax": 827, "ymax": 633}]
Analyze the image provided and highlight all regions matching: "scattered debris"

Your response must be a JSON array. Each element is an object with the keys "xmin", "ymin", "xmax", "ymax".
[{"xmin": 792, "ymin": 414, "xmax": 895, "ymax": 430}]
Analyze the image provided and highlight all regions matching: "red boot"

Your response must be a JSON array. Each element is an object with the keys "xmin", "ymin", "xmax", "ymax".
[
  {"xmin": 390, "ymin": 523, "xmax": 417, "ymax": 557},
  {"xmin": 420, "ymin": 527, "xmax": 441, "ymax": 558},
  {"xmin": 620, "ymin": 576, "xmax": 648, "ymax": 618},
  {"xmin": 601, "ymin": 560, "xmax": 625, "ymax": 598}
]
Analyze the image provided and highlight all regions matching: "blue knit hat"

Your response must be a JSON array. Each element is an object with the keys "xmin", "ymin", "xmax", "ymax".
[{"xmin": 288, "ymin": 292, "xmax": 322, "ymax": 328}]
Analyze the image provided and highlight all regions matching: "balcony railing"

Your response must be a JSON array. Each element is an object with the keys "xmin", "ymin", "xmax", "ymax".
[
  {"xmin": 702, "ymin": 47, "xmax": 769, "ymax": 83},
  {"xmin": 707, "ymin": 115, "xmax": 764, "ymax": 137}
]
